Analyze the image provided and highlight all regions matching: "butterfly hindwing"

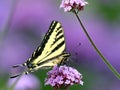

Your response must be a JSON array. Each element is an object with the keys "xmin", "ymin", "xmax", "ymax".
[{"xmin": 30, "ymin": 52, "xmax": 70, "ymax": 72}]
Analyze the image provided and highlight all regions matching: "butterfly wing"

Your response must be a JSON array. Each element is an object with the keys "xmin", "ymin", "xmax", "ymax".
[
  {"xmin": 26, "ymin": 21, "xmax": 67, "ymax": 68},
  {"xmin": 10, "ymin": 21, "xmax": 70, "ymax": 78}
]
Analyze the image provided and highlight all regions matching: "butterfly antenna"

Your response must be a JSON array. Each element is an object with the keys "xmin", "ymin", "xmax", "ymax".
[
  {"xmin": 10, "ymin": 71, "xmax": 28, "ymax": 78},
  {"xmin": 12, "ymin": 63, "xmax": 26, "ymax": 68},
  {"xmin": 10, "ymin": 73, "xmax": 22, "ymax": 78}
]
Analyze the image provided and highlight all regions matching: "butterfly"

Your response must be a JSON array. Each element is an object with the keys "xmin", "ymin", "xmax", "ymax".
[{"xmin": 10, "ymin": 20, "xmax": 70, "ymax": 78}]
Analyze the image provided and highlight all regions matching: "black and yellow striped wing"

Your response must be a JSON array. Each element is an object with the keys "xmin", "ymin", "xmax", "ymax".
[
  {"xmin": 25, "ymin": 20, "xmax": 70, "ymax": 71},
  {"xmin": 11, "ymin": 21, "xmax": 70, "ymax": 78}
]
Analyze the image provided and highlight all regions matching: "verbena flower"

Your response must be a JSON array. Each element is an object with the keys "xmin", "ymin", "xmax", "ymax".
[
  {"xmin": 60, "ymin": 0, "xmax": 88, "ymax": 12},
  {"xmin": 45, "ymin": 65, "xmax": 83, "ymax": 89}
]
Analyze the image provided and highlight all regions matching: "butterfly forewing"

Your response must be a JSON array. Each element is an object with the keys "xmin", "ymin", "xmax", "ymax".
[{"xmin": 28, "ymin": 21, "xmax": 66, "ymax": 67}]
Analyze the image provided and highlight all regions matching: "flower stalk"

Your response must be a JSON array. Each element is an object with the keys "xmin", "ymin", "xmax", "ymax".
[
  {"xmin": 54, "ymin": 87, "xmax": 69, "ymax": 90},
  {"xmin": 73, "ymin": 10, "xmax": 120, "ymax": 79}
]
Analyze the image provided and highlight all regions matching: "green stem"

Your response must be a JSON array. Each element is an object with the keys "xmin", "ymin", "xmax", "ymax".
[
  {"xmin": 73, "ymin": 10, "xmax": 120, "ymax": 79},
  {"xmin": 54, "ymin": 86, "xmax": 69, "ymax": 90}
]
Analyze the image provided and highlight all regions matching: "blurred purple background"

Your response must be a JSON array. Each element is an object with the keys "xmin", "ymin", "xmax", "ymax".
[{"xmin": 0, "ymin": 0, "xmax": 120, "ymax": 90}]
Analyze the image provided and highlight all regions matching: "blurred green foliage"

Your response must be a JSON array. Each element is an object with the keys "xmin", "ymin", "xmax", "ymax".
[
  {"xmin": 88, "ymin": 0, "xmax": 120, "ymax": 23},
  {"xmin": 0, "ymin": 75, "xmax": 8, "ymax": 90},
  {"xmin": 97, "ymin": 1, "xmax": 120, "ymax": 22}
]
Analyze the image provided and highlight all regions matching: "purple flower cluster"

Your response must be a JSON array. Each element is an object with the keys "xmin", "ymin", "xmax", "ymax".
[
  {"xmin": 45, "ymin": 65, "xmax": 83, "ymax": 89},
  {"xmin": 60, "ymin": 0, "xmax": 88, "ymax": 12}
]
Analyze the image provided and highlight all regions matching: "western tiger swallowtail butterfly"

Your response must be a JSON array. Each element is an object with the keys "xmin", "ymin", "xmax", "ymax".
[{"xmin": 10, "ymin": 20, "xmax": 70, "ymax": 78}]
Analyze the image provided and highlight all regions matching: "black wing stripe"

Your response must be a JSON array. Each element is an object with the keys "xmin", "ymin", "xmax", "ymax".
[
  {"xmin": 56, "ymin": 26, "xmax": 62, "ymax": 31},
  {"xmin": 56, "ymin": 29, "xmax": 63, "ymax": 36},
  {"xmin": 42, "ymin": 40, "xmax": 65, "ymax": 62},
  {"xmin": 37, "ymin": 41, "xmax": 65, "ymax": 65},
  {"xmin": 37, "ymin": 54, "xmax": 63, "ymax": 66},
  {"xmin": 51, "ymin": 41, "xmax": 65, "ymax": 53},
  {"xmin": 52, "ymin": 35, "xmax": 64, "ymax": 46},
  {"xmin": 31, "ymin": 21, "xmax": 58, "ymax": 60}
]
